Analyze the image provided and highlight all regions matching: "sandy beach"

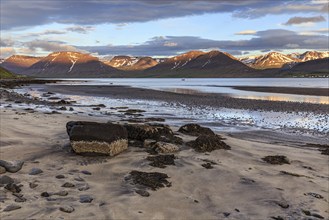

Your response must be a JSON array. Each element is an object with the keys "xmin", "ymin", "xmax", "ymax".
[{"xmin": 0, "ymin": 83, "xmax": 328, "ymax": 219}]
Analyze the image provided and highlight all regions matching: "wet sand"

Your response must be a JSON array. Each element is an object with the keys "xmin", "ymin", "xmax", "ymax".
[
  {"xmin": 231, "ymin": 86, "xmax": 329, "ymax": 97},
  {"xmin": 0, "ymin": 108, "xmax": 328, "ymax": 220},
  {"xmin": 44, "ymin": 84, "xmax": 329, "ymax": 113}
]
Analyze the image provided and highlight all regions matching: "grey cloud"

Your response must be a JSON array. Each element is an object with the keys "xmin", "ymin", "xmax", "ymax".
[
  {"xmin": 27, "ymin": 30, "xmax": 66, "ymax": 37},
  {"xmin": 0, "ymin": 38, "xmax": 15, "ymax": 47},
  {"xmin": 284, "ymin": 15, "xmax": 326, "ymax": 25},
  {"xmin": 1, "ymin": 0, "xmax": 326, "ymax": 29},
  {"xmin": 66, "ymin": 26, "xmax": 95, "ymax": 34},
  {"xmin": 78, "ymin": 29, "xmax": 329, "ymax": 56}
]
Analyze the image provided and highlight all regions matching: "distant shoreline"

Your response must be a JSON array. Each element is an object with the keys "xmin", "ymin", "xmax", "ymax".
[{"xmin": 230, "ymin": 86, "xmax": 329, "ymax": 97}]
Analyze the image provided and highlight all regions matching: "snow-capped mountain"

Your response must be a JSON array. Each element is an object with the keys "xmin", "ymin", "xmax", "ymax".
[
  {"xmin": 1, "ymin": 55, "xmax": 43, "ymax": 73},
  {"xmin": 148, "ymin": 50, "xmax": 254, "ymax": 76},
  {"xmin": 22, "ymin": 51, "xmax": 117, "ymax": 77},
  {"xmin": 240, "ymin": 52, "xmax": 299, "ymax": 69},
  {"xmin": 103, "ymin": 56, "xmax": 158, "ymax": 70},
  {"xmin": 289, "ymin": 51, "xmax": 329, "ymax": 62}
]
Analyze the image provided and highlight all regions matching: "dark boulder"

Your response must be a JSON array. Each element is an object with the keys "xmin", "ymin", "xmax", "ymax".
[
  {"xmin": 128, "ymin": 170, "xmax": 171, "ymax": 190},
  {"xmin": 146, "ymin": 154, "xmax": 176, "ymax": 168},
  {"xmin": 262, "ymin": 155, "xmax": 290, "ymax": 165},
  {"xmin": 66, "ymin": 121, "xmax": 128, "ymax": 156},
  {"xmin": 124, "ymin": 123, "xmax": 182, "ymax": 144},
  {"xmin": 178, "ymin": 124, "xmax": 215, "ymax": 136},
  {"xmin": 188, "ymin": 135, "xmax": 231, "ymax": 152}
]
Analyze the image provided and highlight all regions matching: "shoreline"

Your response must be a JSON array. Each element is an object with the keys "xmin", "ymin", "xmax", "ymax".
[
  {"xmin": 230, "ymin": 86, "xmax": 329, "ymax": 97},
  {"xmin": 43, "ymin": 84, "xmax": 329, "ymax": 113}
]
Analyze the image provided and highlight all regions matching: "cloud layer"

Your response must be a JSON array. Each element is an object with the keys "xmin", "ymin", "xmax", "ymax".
[
  {"xmin": 284, "ymin": 15, "xmax": 326, "ymax": 25},
  {"xmin": 1, "ymin": 0, "xmax": 327, "ymax": 29},
  {"xmin": 78, "ymin": 29, "xmax": 329, "ymax": 56}
]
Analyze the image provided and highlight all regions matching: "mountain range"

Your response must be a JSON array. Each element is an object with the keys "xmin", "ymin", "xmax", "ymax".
[{"xmin": 1, "ymin": 50, "xmax": 328, "ymax": 78}]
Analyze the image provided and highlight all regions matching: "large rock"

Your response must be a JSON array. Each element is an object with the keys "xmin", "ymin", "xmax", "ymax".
[
  {"xmin": 188, "ymin": 135, "xmax": 231, "ymax": 152},
  {"xmin": 178, "ymin": 123, "xmax": 215, "ymax": 136},
  {"xmin": 144, "ymin": 141, "xmax": 179, "ymax": 154},
  {"xmin": 124, "ymin": 123, "xmax": 182, "ymax": 144},
  {"xmin": 66, "ymin": 121, "xmax": 128, "ymax": 156},
  {"xmin": 0, "ymin": 160, "xmax": 24, "ymax": 173}
]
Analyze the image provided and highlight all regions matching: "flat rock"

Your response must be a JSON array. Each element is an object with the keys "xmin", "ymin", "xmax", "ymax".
[
  {"xmin": 3, "ymin": 204, "xmax": 21, "ymax": 212},
  {"xmin": 153, "ymin": 142, "xmax": 179, "ymax": 154},
  {"xmin": 129, "ymin": 170, "xmax": 171, "ymax": 190},
  {"xmin": 62, "ymin": 182, "xmax": 75, "ymax": 188},
  {"xmin": 41, "ymin": 192, "xmax": 50, "ymax": 197},
  {"xmin": 29, "ymin": 182, "xmax": 38, "ymax": 189},
  {"xmin": 78, "ymin": 185, "xmax": 90, "ymax": 191},
  {"xmin": 262, "ymin": 155, "xmax": 290, "ymax": 165},
  {"xmin": 146, "ymin": 155, "xmax": 176, "ymax": 168},
  {"xmin": 79, "ymin": 195, "xmax": 93, "ymax": 203},
  {"xmin": 55, "ymin": 174, "xmax": 65, "ymax": 179},
  {"xmin": 178, "ymin": 123, "xmax": 215, "ymax": 136},
  {"xmin": 15, "ymin": 197, "xmax": 27, "ymax": 203},
  {"xmin": 0, "ymin": 175, "xmax": 14, "ymax": 185},
  {"xmin": 53, "ymin": 191, "xmax": 68, "ymax": 196},
  {"xmin": 188, "ymin": 135, "xmax": 231, "ymax": 152},
  {"xmin": 59, "ymin": 205, "xmax": 75, "ymax": 213},
  {"xmin": 0, "ymin": 160, "xmax": 24, "ymax": 173},
  {"xmin": 81, "ymin": 170, "xmax": 92, "ymax": 175},
  {"xmin": 29, "ymin": 168, "xmax": 43, "ymax": 175},
  {"xmin": 124, "ymin": 123, "xmax": 182, "ymax": 144},
  {"xmin": 66, "ymin": 121, "xmax": 128, "ymax": 156}
]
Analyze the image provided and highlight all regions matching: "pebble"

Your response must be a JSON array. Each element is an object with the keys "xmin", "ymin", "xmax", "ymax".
[
  {"xmin": 29, "ymin": 182, "xmax": 38, "ymax": 189},
  {"xmin": 29, "ymin": 168, "xmax": 43, "ymax": 175},
  {"xmin": 4, "ymin": 183, "xmax": 21, "ymax": 193},
  {"xmin": 74, "ymin": 177, "xmax": 85, "ymax": 182},
  {"xmin": 0, "ymin": 160, "xmax": 24, "ymax": 173},
  {"xmin": 3, "ymin": 204, "xmax": 21, "ymax": 212},
  {"xmin": 54, "ymin": 191, "xmax": 68, "ymax": 196},
  {"xmin": 15, "ymin": 197, "xmax": 27, "ymax": 203},
  {"xmin": 0, "ymin": 175, "xmax": 14, "ymax": 185},
  {"xmin": 55, "ymin": 174, "xmax": 65, "ymax": 179},
  {"xmin": 62, "ymin": 182, "xmax": 75, "ymax": 188},
  {"xmin": 81, "ymin": 170, "xmax": 92, "ymax": 175},
  {"xmin": 41, "ymin": 192, "xmax": 50, "ymax": 197},
  {"xmin": 79, "ymin": 195, "xmax": 93, "ymax": 203},
  {"xmin": 59, "ymin": 205, "xmax": 75, "ymax": 213},
  {"xmin": 78, "ymin": 185, "xmax": 90, "ymax": 191},
  {"xmin": 0, "ymin": 166, "xmax": 6, "ymax": 174},
  {"xmin": 135, "ymin": 189, "xmax": 150, "ymax": 197}
]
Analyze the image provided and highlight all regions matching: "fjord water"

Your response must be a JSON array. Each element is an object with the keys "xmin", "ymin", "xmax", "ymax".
[
  {"xmin": 51, "ymin": 78, "xmax": 329, "ymax": 104},
  {"xmin": 11, "ymin": 78, "xmax": 328, "ymax": 136}
]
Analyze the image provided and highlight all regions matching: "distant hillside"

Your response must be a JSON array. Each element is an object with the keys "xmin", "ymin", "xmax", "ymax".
[
  {"xmin": 103, "ymin": 56, "xmax": 158, "ymax": 71},
  {"xmin": 142, "ymin": 50, "xmax": 261, "ymax": 77},
  {"xmin": 22, "ymin": 51, "xmax": 118, "ymax": 77},
  {"xmin": 0, "ymin": 66, "xmax": 17, "ymax": 79},
  {"xmin": 1, "ymin": 55, "xmax": 43, "ymax": 73},
  {"xmin": 280, "ymin": 58, "xmax": 329, "ymax": 77}
]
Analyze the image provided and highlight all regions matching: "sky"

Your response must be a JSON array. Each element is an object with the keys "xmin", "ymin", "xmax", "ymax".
[{"xmin": 0, "ymin": 0, "xmax": 328, "ymax": 58}]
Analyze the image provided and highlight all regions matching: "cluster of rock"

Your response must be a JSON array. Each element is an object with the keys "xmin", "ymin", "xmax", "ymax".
[
  {"xmin": 66, "ymin": 122, "xmax": 231, "ymax": 156},
  {"xmin": 65, "ymin": 121, "xmax": 232, "ymax": 196}
]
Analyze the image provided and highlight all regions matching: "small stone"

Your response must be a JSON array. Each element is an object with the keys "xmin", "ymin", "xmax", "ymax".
[
  {"xmin": 4, "ymin": 183, "xmax": 21, "ymax": 193},
  {"xmin": 275, "ymin": 200, "xmax": 289, "ymax": 209},
  {"xmin": 53, "ymin": 191, "xmax": 68, "ymax": 196},
  {"xmin": 81, "ymin": 170, "xmax": 92, "ymax": 175},
  {"xmin": 0, "ymin": 160, "xmax": 24, "ymax": 173},
  {"xmin": 69, "ymin": 107, "xmax": 74, "ymax": 111},
  {"xmin": 0, "ymin": 175, "xmax": 14, "ymax": 185},
  {"xmin": 55, "ymin": 174, "xmax": 65, "ymax": 179},
  {"xmin": 3, "ymin": 204, "xmax": 21, "ymax": 212},
  {"xmin": 60, "ymin": 205, "xmax": 75, "ymax": 213},
  {"xmin": 74, "ymin": 177, "xmax": 85, "ymax": 182},
  {"xmin": 79, "ymin": 195, "xmax": 93, "ymax": 203},
  {"xmin": 78, "ymin": 185, "xmax": 90, "ymax": 191},
  {"xmin": 0, "ymin": 166, "xmax": 6, "ymax": 174},
  {"xmin": 99, "ymin": 202, "xmax": 106, "ymax": 207},
  {"xmin": 29, "ymin": 182, "xmax": 38, "ymax": 189},
  {"xmin": 12, "ymin": 193, "xmax": 23, "ymax": 198},
  {"xmin": 223, "ymin": 212, "xmax": 230, "ymax": 217},
  {"xmin": 62, "ymin": 182, "xmax": 75, "ymax": 188},
  {"xmin": 41, "ymin": 192, "xmax": 50, "ymax": 197},
  {"xmin": 29, "ymin": 168, "xmax": 43, "ymax": 175},
  {"xmin": 135, "ymin": 189, "xmax": 150, "ymax": 197},
  {"xmin": 201, "ymin": 163, "xmax": 213, "ymax": 169},
  {"xmin": 15, "ymin": 197, "xmax": 26, "ymax": 203},
  {"xmin": 194, "ymin": 200, "xmax": 199, "ymax": 203},
  {"xmin": 305, "ymin": 192, "xmax": 324, "ymax": 199}
]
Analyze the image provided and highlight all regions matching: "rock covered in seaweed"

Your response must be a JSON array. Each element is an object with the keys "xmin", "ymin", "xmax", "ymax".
[
  {"xmin": 188, "ymin": 135, "xmax": 231, "ymax": 152},
  {"xmin": 66, "ymin": 121, "xmax": 128, "ymax": 156},
  {"xmin": 178, "ymin": 123, "xmax": 215, "ymax": 136}
]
